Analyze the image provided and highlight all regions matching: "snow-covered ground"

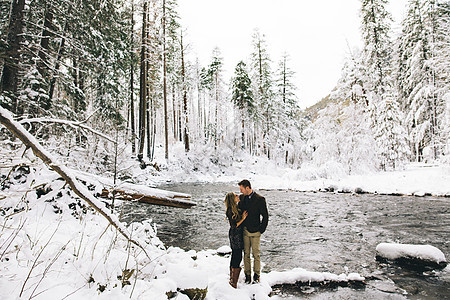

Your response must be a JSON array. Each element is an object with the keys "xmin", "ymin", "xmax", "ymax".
[
  {"xmin": 0, "ymin": 159, "xmax": 367, "ymax": 300},
  {"xmin": 1, "ymin": 141, "xmax": 449, "ymax": 299}
]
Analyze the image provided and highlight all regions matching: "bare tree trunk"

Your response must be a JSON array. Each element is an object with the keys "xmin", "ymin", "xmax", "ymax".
[
  {"xmin": 130, "ymin": 0, "xmax": 136, "ymax": 155},
  {"xmin": 48, "ymin": 4, "xmax": 71, "ymax": 102},
  {"xmin": 162, "ymin": 0, "xmax": 169, "ymax": 159},
  {"xmin": 138, "ymin": 0, "xmax": 148, "ymax": 162},
  {"xmin": 1, "ymin": 0, "xmax": 26, "ymax": 115},
  {"xmin": 145, "ymin": 8, "xmax": 151, "ymax": 160},
  {"xmin": 178, "ymin": 101, "xmax": 182, "ymax": 142},
  {"xmin": 37, "ymin": 3, "xmax": 53, "ymax": 79},
  {"xmin": 241, "ymin": 118, "xmax": 245, "ymax": 149},
  {"xmin": 146, "ymin": 94, "xmax": 151, "ymax": 159},
  {"xmin": 172, "ymin": 85, "xmax": 177, "ymax": 139}
]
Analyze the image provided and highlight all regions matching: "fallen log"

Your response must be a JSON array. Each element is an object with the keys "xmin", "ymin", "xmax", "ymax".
[
  {"xmin": 99, "ymin": 188, "xmax": 195, "ymax": 208},
  {"xmin": 73, "ymin": 171, "xmax": 195, "ymax": 209}
]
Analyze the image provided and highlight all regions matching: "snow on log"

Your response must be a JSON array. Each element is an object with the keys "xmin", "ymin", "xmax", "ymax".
[
  {"xmin": 376, "ymin": 242, "xmax": 447, "ymax": 270},
  {"xmin": 0, "ymin": 107, "xmax": 140, "ymax": 247},
  {"xmin": 265, "ymin": 267, "xmax": 365, "ymax": 288},
  {"xmin": 74, "ymin": 171, "xmax": 195, "ymax": 208},
  {"xmin": 100, "ymin": 188, "xmax": 195, "ymax": 208}
]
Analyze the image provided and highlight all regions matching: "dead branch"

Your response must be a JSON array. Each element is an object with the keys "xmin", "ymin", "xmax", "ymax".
[{"xmin": 19, "ymin": 117, "xmax": 115, "ymax": 143}]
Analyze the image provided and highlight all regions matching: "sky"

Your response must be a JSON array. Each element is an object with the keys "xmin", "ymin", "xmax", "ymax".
[{"xmin": 178, "ymin": 0, "xmax": 408, "ymax": 109}]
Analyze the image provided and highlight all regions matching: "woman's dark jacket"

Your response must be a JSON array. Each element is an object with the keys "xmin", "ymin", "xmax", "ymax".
[{"xmin": 226, "ymin": 208, "xmax": 244, "ymax": 250}]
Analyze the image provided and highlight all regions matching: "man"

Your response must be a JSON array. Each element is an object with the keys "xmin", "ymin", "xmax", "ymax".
[{"xmin": 238, "ymin": 179, "xmax": 269, "ymax": 284}]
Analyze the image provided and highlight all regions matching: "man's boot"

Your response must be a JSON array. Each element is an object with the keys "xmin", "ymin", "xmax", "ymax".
[
  {"xmin": 230, "ymin": 267, "xmax": 241, "ymax": 288},
  {"xmin": 253, "ymin": 273, "xmax": 260, "ymax": 283},
  {"xmin": 245, "ymin": 273, "xmax": 251, "ymax": 284}
]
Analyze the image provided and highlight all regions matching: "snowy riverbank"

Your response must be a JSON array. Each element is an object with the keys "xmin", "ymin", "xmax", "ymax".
[
  {"xmin": 151, "ymin": 144, "xmax": 450, "ymax": 197},
  {"xmin": 1, "ymin": 143, "xmax": 449, "ymax": 299},
  {"xmin": 0, "ymin": 160, "xmax": 369, "ymax": 300}
]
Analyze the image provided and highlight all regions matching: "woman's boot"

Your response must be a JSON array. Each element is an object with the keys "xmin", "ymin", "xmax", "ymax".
[
  {"xmin": 229, "ymin": 266, "xmax": 233, "ymax": 286},
  {"xmin": 230, "ymin": 267, "xmax": 241, "ymax": 288}
]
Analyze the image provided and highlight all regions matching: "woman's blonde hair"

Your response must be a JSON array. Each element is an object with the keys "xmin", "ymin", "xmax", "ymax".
[{"xmin": 224, "ymin": 192, "xmax": 240, "ymax": 220}]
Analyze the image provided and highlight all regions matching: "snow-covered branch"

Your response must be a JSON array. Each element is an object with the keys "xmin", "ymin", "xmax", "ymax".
[{"xmin": 19, "ymin": 117, "xmax": 115, "ymax": 143}]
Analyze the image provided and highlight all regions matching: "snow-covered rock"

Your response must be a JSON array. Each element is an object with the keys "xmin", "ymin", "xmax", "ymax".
[{"xmin": 376, "ymin": 242, "xmax": 447, "ymax": 270}]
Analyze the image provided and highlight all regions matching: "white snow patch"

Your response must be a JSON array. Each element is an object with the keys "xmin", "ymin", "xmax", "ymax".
[{"xmin": 376, "ymin": 243, "xmax": 447, "ymax": 264}]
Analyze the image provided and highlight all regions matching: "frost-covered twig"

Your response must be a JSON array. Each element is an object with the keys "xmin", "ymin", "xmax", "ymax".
[
  {"xmin": 0, "ymin": 219, "xmax": 26, "ymax": 261},
  {"xmin": 30, "ymin": 240, "xmax": 71, "ymax": 299},
  {"xmin": 20, "ymin": 221, "xmax": 61, "ymax": 297}
]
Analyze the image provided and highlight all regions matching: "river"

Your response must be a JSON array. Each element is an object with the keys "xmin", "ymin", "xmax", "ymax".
[{"xmin": 121, "ymin": 183, "xmax": 449, "ymax": 299}]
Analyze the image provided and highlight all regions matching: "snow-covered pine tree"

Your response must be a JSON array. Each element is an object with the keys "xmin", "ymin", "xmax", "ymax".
[
  {"xmin": 374, "ymin": 97, "xmax": 410, "ymax": 170},
  {"xmin": 428, "ymin": 0, "xmax": 450, "ymax": 160},
  {"xmin": 433, "ymin": 1, "xmax": 450, "ymax": 159},
  {"xmin": 231, "ymin": 60, "xmax": 254, "ymax": 150},
  {"xmin": 360, "ymin": 0, "xmax": 393, "ymax": 98},
  {"xmin": 360, "ymin": 0, "xmax": 409, "ymax": 170},
  {"xmin": 201, "ymin": 48, "xmax": 226, "ymax": 148},
  {"xmin": 274, "ymin": 53, "xmax": 302, "ymax": 164},
  {"xmin": 395, "ymin": 0, "xmax": 449, "ymax": 162},
  {"xmin": 250, "ymin": 29, "xmax": 274, "ymax": 158}
]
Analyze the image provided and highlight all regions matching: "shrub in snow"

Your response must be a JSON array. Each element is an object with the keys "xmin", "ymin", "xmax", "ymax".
[{"xmin": 376, "ymin": 242, "xmax": 447, "ymax": 270}]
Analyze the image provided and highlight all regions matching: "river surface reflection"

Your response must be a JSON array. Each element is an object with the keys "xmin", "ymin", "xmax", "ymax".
[{"xmin": 121, "ymin": 183, "xmax": 450, "ymax": 299}]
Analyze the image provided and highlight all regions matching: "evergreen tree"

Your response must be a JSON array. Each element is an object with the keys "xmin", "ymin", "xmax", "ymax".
[
  {"xmin": 274, "ymin": 53, "xmax": 301, "ymax": 164},
  {"xmin": 201, "ymin": 48, "xmax": 225, "ymax": 147},
  {"xmin": 360, "ymin": 0, "xmax": 393, "ymax": 98},
  {"xmin": 250, "ymin": 29, "xmax": 274, "ymax": 157},
  {"xmin": 360, "ymin": 0, "xmax": 409, "ymax": 169},
  {"xmin": 231, "ymin": 60, "xmax": 254, "ymax": 149},
  {"xmin": 374, "ymin": 98, "xmax": 410, "ymax": 170},
  {"xmin": 0, "ymin": 0, "xmax": 26, "ymax": 114},
  {"xmin": 395, "ymin": 0, "xmax": 449, "ymax": 161}
]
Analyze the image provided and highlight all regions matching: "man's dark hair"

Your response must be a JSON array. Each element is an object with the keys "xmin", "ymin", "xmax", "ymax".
[{"xmin": 238, "ymin": 179, "xmax": 251, "ymax": 189}]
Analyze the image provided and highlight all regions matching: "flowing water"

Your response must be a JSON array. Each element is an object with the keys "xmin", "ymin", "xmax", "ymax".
[{"xmin": 121, "ymin": 183, "xmax": 450, "ymax": 299}]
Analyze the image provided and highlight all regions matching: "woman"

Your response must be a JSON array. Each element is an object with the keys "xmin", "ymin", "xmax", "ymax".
[{"xmin": 224, "ymin": 192, "xmax": 247, "ymax": 288}]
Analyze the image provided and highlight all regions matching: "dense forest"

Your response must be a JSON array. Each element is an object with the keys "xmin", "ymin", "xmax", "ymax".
[{"xmin": 1, "ymin": 0, "xmax": 449, "ymax": 181}]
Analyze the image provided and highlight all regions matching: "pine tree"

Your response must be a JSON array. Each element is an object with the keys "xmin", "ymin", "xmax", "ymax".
[
  {"xmin": 250, "ymin": 29, "xmax": 274, "ymax": 157},
  {"xmin": 231, "ymin": 60, "xmax": 254, "ymax": 149},
  {"xmin": 274, "ymin": 53, "xmax": 301, "ymax": 164},
  {"xmin": 395, "ymin": 0, "xmax": 449, "ymax": 161},
  {"xmin": 0, "ymin": 0, "xmax": 26, "ymax": 114},
  {"xmin": 374, "ymin": 98, "xmax": 410, "ymax": 170},
  {"xmin": 201, "ymin": 48, "xmax": 225, "ymax": 148},
  {"xmin": 360, "ymin": 0, "xmax": 393, "ymax": 98},
  {"xmin": 360, "ymin": 0, "xmax": 410, "ymax": 169},
  {"xmin": 180, "ymin": 29, "xmax": 189, "ymax": 152}
]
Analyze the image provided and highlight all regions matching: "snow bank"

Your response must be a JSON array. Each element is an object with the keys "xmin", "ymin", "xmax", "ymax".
[
  {"xmin": 376, "ymin": 242, "xmax": 447, "ymax": 269},
  {"xmin": 265, "ymin": 267, "xmax": 365, "ymax": 286}
]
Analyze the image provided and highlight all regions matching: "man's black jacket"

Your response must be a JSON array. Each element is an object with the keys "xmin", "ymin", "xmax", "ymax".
[{"xmin": 239, "ymin": 192, "xmax": 269, "ymax": 234}]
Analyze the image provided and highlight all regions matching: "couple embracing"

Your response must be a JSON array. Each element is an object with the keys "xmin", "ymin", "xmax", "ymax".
[{"xmin": 224, "ymin": 179, "xmax": 269, "ymax": 288}]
